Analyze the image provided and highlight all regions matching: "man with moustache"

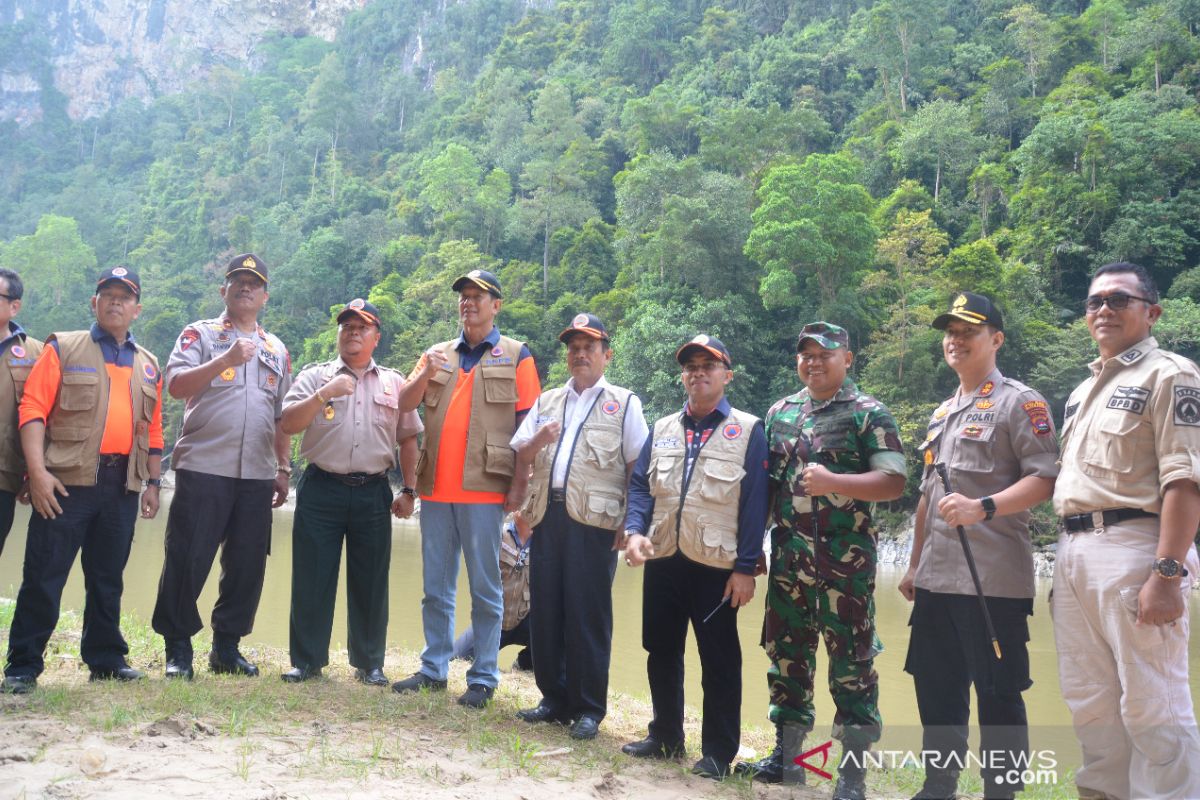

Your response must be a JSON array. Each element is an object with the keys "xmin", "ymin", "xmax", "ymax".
[
  {"xmin": 901, "ymin": 293, "xmax": 1059, "ymax": 800},
  {"xmin": 393, "ymin": 269, "xmax": 540, "ymax": 709},
  {"xmin": 152, "ymin": 254, "xmax": 292, "ymax": 680},
  {"xmin": 0, "ymin": 268, "xmax": 42, "ymax": 556},
  {"xmin": 507, "ymin": 313, "xmax": 648, "ymax": 740},
  {"xmin": 1052, "ymin": 262, "xmax": 1200, "ymax": 799},
  {"xmin": 2, "ymin": 267, "xmax": 163, "ymax": 693},
  {"xmin": 737, "ymin": 322, "xmax": 905, "ymax": 800},
  {"xmin": 621, "ymin": 334, "xmax": 768, "ymax": 780},
  {"xmin": 279, "ymin": 299, "xmax": 422, "ymax": 685}
]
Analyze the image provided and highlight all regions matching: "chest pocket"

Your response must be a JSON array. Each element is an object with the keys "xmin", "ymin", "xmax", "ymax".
[
  {"xmin": 8, "ymin": 363, "xmax": 32, "ymax": 398},
  {"xmin": 583, "ymin": 427, "xmax": 623, "ymax": 470},
  {"xmin": 372, "ymin": 390, "xmax": 398, "ymax": 427},
  {"xmin": 257, "ymin": 348, "xmax": 284, "ymax": 394},
  {"xmin": 698, "ymin": 456, "xmax": 745, "ymax": 505},
  {"xmin": 952, "ymin": 424, "xmax": 996, "ymax": 473},
  {"xmin": 138, "ymin": 382, "xmax": 157, "ymax": 420},
  {"xmin": 60, "ymin": 371, "xmax": 99, "ymax": 410},
  {"xmin": 209, "ymin": 363, "xmax": 245, "ymax": 389},
  {"xmin": 1083, "ymin": 412, "xmax": 1155, "ymax": 479},
  {"xmin": 649, "ymin": 452, "xmax": 683, "ymax": 496},
  {"xmin": 481, "ymin": 363, "xmax": 517, "ymax": 404},
  {"xmin": 423, "ymin": 365, "xmax": 454, "ymax": 409},
  {"xmin": 811, "ymin": 407, "xmax": 859, "ymax": 466},
  {"xmin": 315, "ymin": 394, "xmax": 346, "ymax": 427}
]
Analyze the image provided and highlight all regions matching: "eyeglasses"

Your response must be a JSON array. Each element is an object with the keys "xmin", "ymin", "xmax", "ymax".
[
  {"xmin": 1084, "ymin": 292, "xmax": 1156, "ymax": 312},
  {"xmin": 0, "ymin": 294, "xmax": 17, "ymax": 302},
  {"xmin": 682, "ymin": 361, "xmax": 727, "ymax": 374}
]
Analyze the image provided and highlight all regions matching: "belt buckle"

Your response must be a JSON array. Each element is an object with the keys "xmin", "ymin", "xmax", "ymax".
[{"xmin": 1091, "ymin": 510, "xmax": 1105, "ymax": 535}]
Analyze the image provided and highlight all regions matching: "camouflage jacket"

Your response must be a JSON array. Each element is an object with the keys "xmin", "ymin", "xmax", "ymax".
[{"xmin": 764, "ymin": 379, "xmax": 906, "ymax": 577}]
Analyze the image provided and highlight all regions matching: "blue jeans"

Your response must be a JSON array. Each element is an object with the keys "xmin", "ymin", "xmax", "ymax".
[{"xmin": 418, "ymin": 500, "xmax": 504, "ymax": 688}]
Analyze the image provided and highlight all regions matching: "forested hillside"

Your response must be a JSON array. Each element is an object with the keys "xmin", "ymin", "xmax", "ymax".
[{"xmin": 2, "ymin": 0, "xmax": 1199, "ymax": 503}]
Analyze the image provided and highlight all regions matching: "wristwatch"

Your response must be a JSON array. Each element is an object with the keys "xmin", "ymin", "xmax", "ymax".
[
  {"xmin": 980, "ymin": 496, "xmax": 997, "ymax": 521},
  {"xmin": 1152, "ymin": 557, "xmax": 1189, "ymax": 580},
  {"xmin": 277, "ymin": 463, "xmax": 293, "ymax": 476},
  {"xmin": 146, "ymin": 478, "xmax": 162, "ymax": 487},
  {"xmin": 400, "ymin": 486, "xmax": 417, "ymax": 498}
]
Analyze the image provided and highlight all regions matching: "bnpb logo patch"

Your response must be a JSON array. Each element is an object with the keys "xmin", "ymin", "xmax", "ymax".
[{"xmin": 722, "ymin": 423, "xmax": 743, "ymax": 440}]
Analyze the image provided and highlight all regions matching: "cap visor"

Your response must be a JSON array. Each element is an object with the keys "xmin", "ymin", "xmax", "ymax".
[
  {"xmin": 558, "ymin": 326, "xmax": 606, "ymax": 343},
  {"xmin": 97, "ymin": 278, "xmax": 139, "ymax": 298},
  {"xmin": 452, "ymin": 277, "xmax": 501, "ymax": 297},
  {"xmin": 796, "ymin": 335, "xmax": 842, "ymax": 351},
  {"xmin": 338, "ymin": 309, "xmax": 380, "ymax": 326},
  {"xmin": 675, "ymin": 343, "xmax": 729, "ymax": 366},
  {"xmin": 227, "ymin": 267, "xmax": 267, "ymax": 284},
  {"xmin": 931, "ymin": 311, "xmax": 986, "ymax": 330}
]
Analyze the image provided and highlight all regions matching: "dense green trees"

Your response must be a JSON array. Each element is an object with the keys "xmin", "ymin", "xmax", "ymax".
[{"xmin": 2, "ymin": 0, "xmax": 1199, "ymax": 513}]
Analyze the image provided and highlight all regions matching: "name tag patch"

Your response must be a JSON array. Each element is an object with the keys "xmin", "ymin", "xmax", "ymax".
[
  {"xmin": 1107, "ymin": 385, "xmax": 1150, "ymax": 414},
  {"xmin": 961, "ymin": 411, "xmax": 995, "ymax": 424},
  {"xmin": 1174, "ymin": 387, "xmax": 1200, "ymax": 427},
  {"xmin": 654, "ymin": 437, "xmax": 680, "ymax": 449}
]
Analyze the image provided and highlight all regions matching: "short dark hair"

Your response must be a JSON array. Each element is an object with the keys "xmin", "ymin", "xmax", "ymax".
[
  {"xmin": 1091, "ymin": 262, "xmax": 1159, "ymax": 303},
  {"xmin": 0, "ymin": 268, "xmax": 24, "ymax": 300}
]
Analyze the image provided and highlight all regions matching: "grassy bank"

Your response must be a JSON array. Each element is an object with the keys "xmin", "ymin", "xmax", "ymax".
[{"xmin": 0, "ymin": 599, "xmax": 1075, "ymax": 799}]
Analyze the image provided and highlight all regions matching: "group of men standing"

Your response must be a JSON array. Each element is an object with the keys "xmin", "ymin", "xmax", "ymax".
[{"xmin": 0, "ymin": 257, "xmax": 1197, "ymax": 800}]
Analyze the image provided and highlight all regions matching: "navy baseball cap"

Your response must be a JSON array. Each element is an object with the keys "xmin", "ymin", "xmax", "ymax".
[
  {"xmin": 226, "ymin": 253, "xmax": 268, "ymax": 284},
  {"xmin": 337, "ymin": 298, "xmax": 382, "ymax": 328},
  {"xmin": 96, "ymin": 266, "xmax": 140, "ymax": 299},
  {"xmin": 452, "ymin": 269, "xmax": 502, "ymax": 298},
  {"xmin": 932, "ymin": 292, "xmax": 1004, "ymax": 332},
  {"xmin": 558, "ymin": 312, "xmax": 609, "ymax": 344},
  {"xmin": 676, "ymin": 334, "xmax": 732, "ymax": 367}
]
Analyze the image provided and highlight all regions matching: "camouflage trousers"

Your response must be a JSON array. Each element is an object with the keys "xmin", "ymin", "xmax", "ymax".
[{"xmin": 763, "ymin": 529, "xmax": 883, "ymax": 745}]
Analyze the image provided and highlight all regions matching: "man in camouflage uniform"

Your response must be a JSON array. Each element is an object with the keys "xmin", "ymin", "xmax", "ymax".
[{"xmin": 736, "ymin": 322, "xmax": 906, "ymax": 800}]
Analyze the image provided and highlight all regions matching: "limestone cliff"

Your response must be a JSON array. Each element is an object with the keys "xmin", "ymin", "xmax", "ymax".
[{"xmin": 0, "ymin": 0, "xmax": 371, "ymax": 122}]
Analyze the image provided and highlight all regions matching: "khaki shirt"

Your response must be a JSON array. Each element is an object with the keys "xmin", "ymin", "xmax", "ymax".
[
  {"xmin": 917, "ymin": 369, "xmax": 1060, "ymax": 599},
  {"xmin": 167, "ymin": 315, "xmax": 291, "ymax": 480},
  {"xmin": 1054, "ymin": 337, "xmax": 1200, "ymax": 517},
  {"xmin": 285, "ymin": 357, "xmax": 423, "ymax": 476}
]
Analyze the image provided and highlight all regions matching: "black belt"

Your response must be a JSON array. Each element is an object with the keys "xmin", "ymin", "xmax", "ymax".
[
  {"xmin": 98, "ymin": 454, "xmax": 128, "ymax": 468},
  {"xmin": 549, "ymin": 488, "xmax": 566, "ymax": 503},
  {"xmin": 1061, "ymin": 507, "xmax": 1156, "ymax": 532},
  {"xmin": 311, "ymin": 465, "xmax": 387, "ymax": 487}
]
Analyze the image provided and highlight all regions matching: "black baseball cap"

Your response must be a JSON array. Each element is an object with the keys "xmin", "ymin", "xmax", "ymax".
[
  {"xmin": 96, "ymin": 266, "xmax": 140, "ymax": 299},
  {"xmin": 337, "ymin": 298, "xmax": 382, "ymax": 328},
  {"xmin": 932, "ymin": 292, "xmax": 1004, "ymax": 332},
  {"xmin": 558, "ymin": 312, "xmax": 609, "ymax": 344},
  {"xmin": 452, "ymin": 269, "xmax": 502, "ymax": 298},
  {"xmin": 226, "ymin": 253, "xmax": 268, "ymax": 284},
  {"xmin": 675, "ymin": 334, "xmax": 732, "ymax": 367}
]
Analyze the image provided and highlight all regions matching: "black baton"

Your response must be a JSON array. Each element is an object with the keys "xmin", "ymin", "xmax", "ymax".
[{"xmin": 934, "ymin": 463, "xmax": 1002, "ymax": 660}]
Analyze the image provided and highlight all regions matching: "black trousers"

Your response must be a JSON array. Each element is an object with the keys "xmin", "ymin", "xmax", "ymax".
[
  {"xmin": 0, "ymin": 487, "xmax": 15, "ymax": 557},
  {"xmin": 905, "ymin": 588, "xmax": 1033, "ymax": 796},
  {"xmin": 152, "ymin": 469, "xmax": 273, "ymax": 641},
  {"xmin": 288, "ymin": 467, "xmax": 392, "ymax": 670},
  {"xmin": 5, "ymin": 463, "xmax": 138, "ymax": 677},
  {"xmin": 643, "ymin": 551, "xmax": 741, "ymax": 764},
  {"xmin": 529, "ymin": 499, "xmax": 618, "ymax": 720}
]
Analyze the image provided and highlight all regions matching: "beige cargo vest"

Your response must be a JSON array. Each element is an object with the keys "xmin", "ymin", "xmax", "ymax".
[
  {"xmin": 44, "ymin": 331, "xmax": 158, "ymax": 492},
  {"xmin": 500, "ymin": 526, "xmax": 531, "ymax": 631},
  {"xmin": 522, "ymin": 385, "xmax": 631, "ymax": 530},
  {"xmin": 646, "ymin": 407, "xmax": 759, "ymax": 569},
  {"xmin": 416, "ymin": 335, "xmax": 524, "ymax": 496},
  {"xmin": 0, "ymin": 334, "xmax": 44, "ymax": 493}
]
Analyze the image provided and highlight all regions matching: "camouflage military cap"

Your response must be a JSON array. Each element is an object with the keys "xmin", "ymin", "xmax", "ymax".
[{"xmin": 797, "ymin": 322, "xmax": 849, "ymax": 351}]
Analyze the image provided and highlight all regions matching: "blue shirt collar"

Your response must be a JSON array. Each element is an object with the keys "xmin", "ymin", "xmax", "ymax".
[
  {"xmin": 682, "ymin": 396, "xmax": 731, "ymax": 425},
  {"xmin": 90, "ymin": 321, "xmax": 137, "ymax": 349},
  {"xmin": 0, "ymin": 321, "xmax": 26, "ymax": 350},
  {"xmin": 454, "ymin": 326, "xmax": 501, "ymax": 353}
]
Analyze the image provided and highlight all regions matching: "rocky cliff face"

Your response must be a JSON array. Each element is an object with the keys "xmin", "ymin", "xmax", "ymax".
[{"xmin": 0, "ymin": 0, "xmax": 370, "ymax": 122}]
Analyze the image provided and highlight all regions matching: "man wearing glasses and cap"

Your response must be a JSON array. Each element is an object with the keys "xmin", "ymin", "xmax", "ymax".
[
  {"xmin": 1051, "ymin": 262, "xmax": 1200, "ymax": 800},
  {"xmin": 0, "ymin": 268, "xmax": 42, "ymax": 557},
  {"xmin": 621, "ymin": 334, "xmax": 768, "ymax": 780},
  {"xmin": 507, "ymin": 313, "xmax": 649, "ymax": 740},
  {"xmin": 900, "ymin": 293, "xmax": 1058, "ymax": 800},
  {"xmin": 277, "ymin": 299, "xmax": 422, "ymax": 686},
  {"xmin": 394, "ymin": 269, "xmax": 540, "ymax": 709},
  {"xmin": 2, "ymin": 267, "xmax": 163, "ymax": 693},
  {"xmin": 737, "ymin": 322, "xmax": 905, "ymax": 799},
  {"xmin": 151, "ymin": 254, "xmax": 292, "ymax": 681}
]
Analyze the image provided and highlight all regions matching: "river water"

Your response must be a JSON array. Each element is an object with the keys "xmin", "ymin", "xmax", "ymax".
[{"xmin": 1, "ymin": 498, "xmax": 1197, "ymax": 771}]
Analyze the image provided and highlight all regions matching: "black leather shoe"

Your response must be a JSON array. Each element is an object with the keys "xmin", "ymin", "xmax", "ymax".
[
  {"xmin": 281, "ymin": 666, "xmax": 321, "ymax": 683},
  {"xmin": 692, "ymin": 755, "xmax": 731, "ymax": 780},
  {"xmin": 621, "ymin": 736, "xmax": 686, "ymax": 760},
  {"xmin": 164, "ymin": 638, "xmax": 193, "ymax": 680},
  {"xmin": 569, "ymin": 715, "xmax": 601, "ymax": 740},
  {"xmin": 391, "ymin": 672, "xmax": 447, "ymax": 694},
  {"xmin": 516, "ymin": 702, "xmax": 572, "ymax": 725},
  {"xmin": 457, "ymin": 683, "xmax": 495, "ymax": 709},
  {"xmin": 733, "ymin": 747, "xmax": 784, "ymax": 783},
  {"xmin": 209, "ymin": 650, "xmax": 259, "ymax": 677},
  {"xmin": 89, "ymin": 665, "xmax": 145, "ymax": 682},
  {"xmin": 354, "ymin": 667, "xmax": 388, "ymax": 686},
  {"xmin": 1, "ymin": 675, "xmax": 36, "ymax": 694}
]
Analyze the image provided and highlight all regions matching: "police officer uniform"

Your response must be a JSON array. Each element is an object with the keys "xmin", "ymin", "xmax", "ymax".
[
  {"xmin": 152, "ymin": 254, "xmax": 291, "ymax": 676},
  {"xmin": 1053, "ymin": 333, "xmax": 1200, "ymax": 799},
  {"xmin": 3, "ymin": 267, "xmax": 163, "ymax": 691},
  {"xmin": 511, "ymin": 313, "xmax": 649, "ymax": 735},
  {"xmin": 0, "ymin": 319, "xmax": 42, "ymax": 555},
  {"xmin": 908, "ymin": 294, "xmax": 1060, "ymax": 799},
  {"xmin": 282, "ymin": 300, "xmax": 422, "ymax": 682}
]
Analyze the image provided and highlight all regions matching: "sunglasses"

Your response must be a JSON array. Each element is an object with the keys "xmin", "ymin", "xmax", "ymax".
[{"xmin": 1084, "ymin": 292, "xmax": 1156, "ymax": 312}]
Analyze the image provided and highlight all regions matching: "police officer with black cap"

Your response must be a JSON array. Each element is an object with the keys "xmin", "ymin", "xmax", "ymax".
[
  {"xmin": 2, "ymin": 267, "xmax": 163, "ymax": 693},
  {"xmin": 279, "ymin": 299, "xmax": 423, "ymax": 685},
  {"xmin": 151, "ymin": 254, "xmax": 292, "ymax": 680}
]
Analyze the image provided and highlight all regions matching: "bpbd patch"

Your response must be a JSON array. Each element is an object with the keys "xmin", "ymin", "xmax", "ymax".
[{"xmin": 1107, "ymin": 385, "xmax": 1150, "ymax": 414}]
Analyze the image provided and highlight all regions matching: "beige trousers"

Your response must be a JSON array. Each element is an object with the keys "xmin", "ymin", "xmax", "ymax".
[{"xmin": 1051, "ymin": 520, "xmax": 1200, "ymax": 800}]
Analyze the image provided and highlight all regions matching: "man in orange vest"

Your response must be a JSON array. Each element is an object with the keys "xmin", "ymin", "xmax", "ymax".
[{"xmin": 2, "ymin": 267, "xmax": 163, "ymax": 694}]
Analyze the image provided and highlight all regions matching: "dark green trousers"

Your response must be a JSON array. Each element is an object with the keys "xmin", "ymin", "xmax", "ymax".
[{"xmin": 288, "ymin": 466, "xmax": 393, "ymax": 670}]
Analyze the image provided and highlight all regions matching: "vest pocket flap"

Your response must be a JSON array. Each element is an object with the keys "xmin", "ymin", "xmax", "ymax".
[
  {"xmin": 699, "ymin": 458, "xmax": 745, "ymax": 503},
  {"xmin": 484, "ymin": 430, "xmax": 515, "ymax": 477},
  {"xmin": 48, "ymin": 424, "xmax": 90, "ymax": 442},
  {"xmin": 483, "ymin": 373, "xmax": 518, "ymax": 404},
  {"xmin": 59, "ymin": 372, "xmax": 99, "ymax": 410},
  {"xmin": 586, "ymin": 491, "xmax": 623, "ymax": 519},
  {"xmin": 698, "ymin": 516, "xmax": 737, "ymax": 553},
  {"xmin": 139, "ymin": 382, "xmax": 158, "ymax": 417},
  {"xmin": 423, "ymin": 366, "xmax": 452, "ymax": 407},
  {"xmin": 584, "ymin": 428, "xmax": 623, "ymax": 468}
]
